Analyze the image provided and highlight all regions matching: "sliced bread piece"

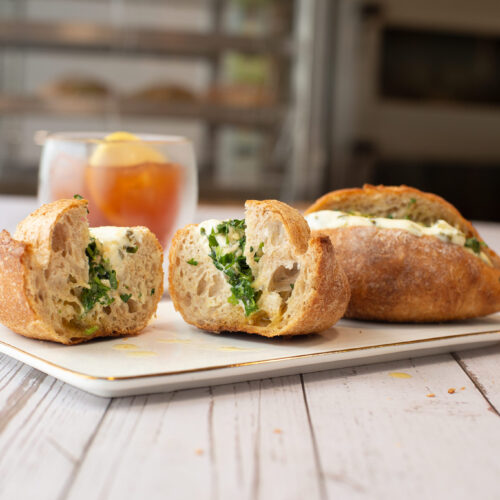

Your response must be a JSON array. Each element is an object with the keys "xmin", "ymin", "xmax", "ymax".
[
  {"xmin": 305, "ymin": 184, "xmax": 500, "ymax": 322},
  {"xmin": 0, "ymin": 198, "xmax": 163, "ymax": 344},
  {"xmin": 169, "ymin": 200, "xmax": 350, "ymax": 336}
]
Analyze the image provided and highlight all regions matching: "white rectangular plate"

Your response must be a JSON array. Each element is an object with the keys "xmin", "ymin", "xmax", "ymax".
[{"xmin": 1, "ymin": 300, "xmax": 499, "ymax": 397}]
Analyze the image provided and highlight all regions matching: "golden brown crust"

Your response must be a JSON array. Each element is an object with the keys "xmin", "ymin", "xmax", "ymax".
[
  {"xmin": 1, "ymin": 199, "xmax": 89, "ymax": 344},
  {"xmin": 168, "ymin": 200, "xmax": 350, "ymax": 336},
  {"xmin": 245, "ymin": 200, "xmax": 310, "ymax": 255},
  {"xmin": 306, "ymin": 185, "xmax": 500, "ymax": 321},
  {"xmin": 268, "ymin": 235, "xmax": 350, "ymax": 335},
  {"xmin": 0, "ymin": 231, "xmax": 56, "ymax": 341}
]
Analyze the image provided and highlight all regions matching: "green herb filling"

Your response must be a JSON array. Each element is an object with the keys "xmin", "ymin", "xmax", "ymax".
[
  {"xmin": 80, "ymin": 238, "xmax": 118, "ymax": 314},
  {"xmin": 84, "ymin": 325, "xmax": 98, "ymax": 336},
  {"xmin": 187, "ymin": 258, "xmax": 198, "ymax": 266},
  {"xmin": 204, "ymin": 219, "xmax": 260, "ymax": 316},
  {"xmin": 465, "ymin": 237, "xmax": 487, "ymax": 254}
]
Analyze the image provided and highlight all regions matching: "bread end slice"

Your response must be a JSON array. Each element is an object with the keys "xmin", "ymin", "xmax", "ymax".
[
  {"xmin": 169, "ymin": 199, "xmax": 350, "ymax": 336},
  {"xmin": 0, "ymin": 199, "xmax": 163, "ymax": 344}
]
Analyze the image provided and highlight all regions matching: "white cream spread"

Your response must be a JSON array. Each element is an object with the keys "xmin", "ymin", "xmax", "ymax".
[
  {"xmin": 89, "ymin": 227, "xmax": 144, "ymax": 286},
  {"xmin": 305, "ymin": 210, "xmax": 491, "ymax": 264},
  {"xmin": 198, "ymin": 219, "xmax": 243, "ymax": 255}
]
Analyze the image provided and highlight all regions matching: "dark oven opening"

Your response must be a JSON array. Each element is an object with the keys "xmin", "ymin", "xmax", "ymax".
[{"xmin": 380, "ymin": 27, "xmax": 500, "ymax": 106}]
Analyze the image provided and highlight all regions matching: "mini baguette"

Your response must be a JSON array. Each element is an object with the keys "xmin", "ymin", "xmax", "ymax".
[
  {"xmin": 305, "ymin": 184, "xmax": 500, "ymax": 322},
  {"xmin": 0, "ymin": 199, "xmax": 163, "ymax": 344},
  {"xmin": 169, "ymin": 200, "xmax": 350, "ymax": 336}
]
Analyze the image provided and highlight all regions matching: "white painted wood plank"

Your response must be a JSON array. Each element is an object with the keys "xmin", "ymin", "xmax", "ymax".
[
  {"xmin": 65, "ymin": 388, "xmax": 215, "ymax": 500},
  {"xmin": 455, "ymin": 344, "xmax": 500, "ymax": 411},
  {"xmin": 303, "ymin": 354, "xmax": 500, "ymax": 500},
  {"xmin": 67, "ymin": 376, "xmax": 321, "ymax": 500},
  {"xmin": 211, "ymin": 377, "xmax": 322, "ymax": 500},
  {"xmin": 0, "ymin": 355, "xmax": 109, "ymax": 500}
]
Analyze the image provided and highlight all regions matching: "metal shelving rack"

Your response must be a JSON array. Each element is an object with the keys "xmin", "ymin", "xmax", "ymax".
[{"xmin": 0, "ymin": 0, "xmax": 334, "ymax": 200}]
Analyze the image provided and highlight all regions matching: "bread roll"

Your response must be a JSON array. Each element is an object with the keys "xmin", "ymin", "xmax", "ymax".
[
  {"xmin": 305, "ymin": 184, "xmax": 500, "ymax": 322},
  {"xmin": 169, "ymin": 200, "xmax": 350, "ymax": 336}
]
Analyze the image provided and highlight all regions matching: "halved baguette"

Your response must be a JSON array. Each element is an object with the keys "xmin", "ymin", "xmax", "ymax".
[
  {"xmin": 0, "ymin": 199, "xmax": 163, "ymax": 344},
  {"xmin": 169, "ymin": 200, "xmax": 350, "ymax": 336},
  {"xmin": 305, "ymin": 184, "xmax": 500, "ymax": 322}
]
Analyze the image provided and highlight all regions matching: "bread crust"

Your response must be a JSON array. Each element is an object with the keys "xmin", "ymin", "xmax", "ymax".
[
  {"xmin": 0, "ymin": 199, "xmax": 89, "ymax": 343},
  {"xmin": 169, "ymin": 199, "xmax": 350, "ymax": 336},
  {"xmin": 0, "ymin": 199, "xmax": 164, "ymax": 344},
  {"xmin": 306, "ymin": 185, "xmax": 500, "ymax": 321},
  {"xmin": 0, "ymin": 230, "xmax": 61, "ymax": 341}
]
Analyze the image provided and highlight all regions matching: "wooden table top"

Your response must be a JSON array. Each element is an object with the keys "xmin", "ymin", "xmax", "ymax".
[{"xmin": 1, "ymin": 196, "xmax": 500, "ymax": 500}]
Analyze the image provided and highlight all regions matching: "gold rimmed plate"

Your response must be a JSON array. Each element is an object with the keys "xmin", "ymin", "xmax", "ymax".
[{"xmin": 0, "ymin": 300, "xmax": 499, "ymax": 397}]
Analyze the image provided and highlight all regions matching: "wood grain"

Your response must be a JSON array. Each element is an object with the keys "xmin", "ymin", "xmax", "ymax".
[
  {"xmin": 66, "ymin": 376, "xmax": 322, "ymax": 500},
  {"xmin": 303, "ymin": 354, "xmax": 500, "ymax": 499},
  {"xmin": 0, "ymin": 355, "xmax": 110, "ymax": 500},
  {"xmin": 454, "ymin": 345, "xmax": 500, "ymax": 413}
]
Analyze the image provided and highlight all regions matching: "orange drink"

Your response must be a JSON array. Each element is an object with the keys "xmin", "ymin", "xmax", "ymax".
[
  {"xmin": 39, "ymin": 132, "xmax": 198, "ymax": 248},
  {"xmin": 85, "ymin": 160, "xmax": 181, "ymax": 243}
]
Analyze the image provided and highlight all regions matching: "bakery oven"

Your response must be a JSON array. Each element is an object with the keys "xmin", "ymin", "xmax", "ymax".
[{"xmin": 331, "ymin": 0, "xmax": 500, "ymax": 220}]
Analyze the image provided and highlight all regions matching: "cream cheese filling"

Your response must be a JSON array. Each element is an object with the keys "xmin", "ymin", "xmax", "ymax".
[
  {"xmin": 198, "ymin": 219, "xmax": 243, "ymax": 256},
  {"xmin": 305, "ymin": 210, "xmax": 491, "ymax": 265},
  {"xmin": 88, "ymin": 227, "xmax": 147, "ymax": 303}
]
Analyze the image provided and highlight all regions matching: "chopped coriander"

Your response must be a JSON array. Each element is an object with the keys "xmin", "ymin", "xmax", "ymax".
[
  {"xmin": 108, "ymin": 270, "xmax": 118, "ymax": 290},
  {"xmin": 84, "ymin": 325, "xmax": 98, "ymax": 336},
  {"xmin": 386, "ymin": 214, "xmax": 394, "ymax": 219},
  {"xmin": 120, "ymin": 293, "xmax": 132, "ymax": 303},
  {"xmin": 290, "ymin": 283, "xmax": 294, "ymax": 290},
  {"xmin": 208, "ymin": 233, "xmax": 218, "ymax": 248},
  {"xmin": 205, "ymin": 219, "xmax": 259, "ymax": 316},
  {"xmin": 200, "ymin": 227, "xmax": 206, "ymax": 235},
  {"xmin": 151, "ymin": 288, "xmax": 155, "ymax": 295},
  {"xmin": 126, "ymin": 246, "xmax": 138, "ymax": 253},
  {"xmin": 465, "ymin": 237, "xmax": 484, "ymax": 254},
  {"xmin": 187, "ymin": 258, "xmax": 198, "ymax": 266},
  {"xmin": 254, "ymin": 241, "xmax": 264, "ymax": 262},
  {"xmin": 79, "ymin": 238, "xmax": 118, "ymax": 314},
  {"xmin": 73, "ymin": 194, "xmax": 83, "ymax": 200}
]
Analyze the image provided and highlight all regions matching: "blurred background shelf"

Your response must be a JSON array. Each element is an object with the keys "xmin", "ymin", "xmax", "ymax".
[
  {"xmin": 0, "ymin": 0, "xmax": 318, "ymax": 202},
  {"xmin": 0, "ymin": 95, "xmax": 285, "ymax": 129},
  {"xmin": 0, "ymin": 20, "xmax": 293, "ymax": 58}
]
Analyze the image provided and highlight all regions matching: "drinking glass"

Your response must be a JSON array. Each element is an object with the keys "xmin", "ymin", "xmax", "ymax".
[{"xmin": 38, "ymin": 132, "xmax": 198, "ymax": 251}]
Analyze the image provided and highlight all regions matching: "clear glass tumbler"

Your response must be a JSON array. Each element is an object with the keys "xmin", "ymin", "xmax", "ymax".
[{"xmin": 38, "ymin": 132, "xmax": 198, "ymax": 250}]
